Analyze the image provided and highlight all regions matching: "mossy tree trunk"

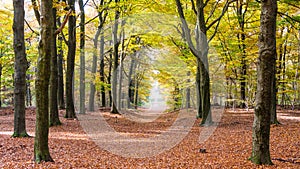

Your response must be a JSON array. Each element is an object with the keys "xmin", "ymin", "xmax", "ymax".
[
  {"xmin": 250, "ymin": 0, "xmax": 277, "ymax": 165},
  {"xmin": 49, "ymin": 3, "xmax": 61, "ymax": 126},
  {"xmin": 110, "ymin": 0, "xmax": 120, "ymax": 114},
  {"xmin": 65, "ymin": 0, "xmax": 76, "ymax": 118},
  {"xmin": 13, "ymin": 0, "xmax": 29, "ymax": 138},
  {"xmin": 34, "ymin": 0, "xmax": 54, "ymax": 163},
  {"xmin": 79, "ymin": 0, "xmax": 85, "ymax": 114}
]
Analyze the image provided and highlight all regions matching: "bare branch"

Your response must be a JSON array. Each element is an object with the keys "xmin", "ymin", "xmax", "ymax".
[
  {"xmin": 175, "ymin": 0, "xmax": 200, "ymax": 57},
  {"xmin": 207, "ymin": 0, "xmax": 236, "ymax": 30},
  {"xmin": 277, "ymin": 11, "xmax": 300, "ymax": 24},
  {"xmin": 24, "ymin": 19, "xmax": 39, "ymax": 35},
  {"xmin": 206, "ymin": 0, "xmax": 221, "ymax": 24},
  {"xmin": 190, "ymin": 0, "xmax": 197, "ymax": 15},
  {"xmin": 55, "ymin": 9, "xmax": 72, "ymax": 35}
]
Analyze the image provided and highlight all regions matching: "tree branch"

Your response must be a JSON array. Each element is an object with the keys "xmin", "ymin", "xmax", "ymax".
[
  {"xmin": 55, "ymin": 9, "xmax": 73, "ymax": 35},
  {"xmin": 206, "ymin": 0, "xmax": 221, "ymax": 24},
  {"xmin": 175, "ymin": 0, "xmax": 200, "ymax": 57},
  {"xmin": 207, "ymin": 0, "xmax": 236, "ymax": 30},
  {"xmin": 277, "ymin": 11, "xmax": 300, "ymax": 24},
  {"xmin": 31, "ymin": 0, "xmax": 40, "ymax": 25},
  {"xmin": 190, "ymin": 0, "xmax": 197, "ymax": 15},
  {"xmin": 24, "ymin": 19, "xmax": 39, "ymax": 35}
]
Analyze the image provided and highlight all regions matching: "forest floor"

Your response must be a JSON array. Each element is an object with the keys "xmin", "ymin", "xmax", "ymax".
[{"xmin": 0, "ymin": 107, "xmax": 300, "ymax": 168}]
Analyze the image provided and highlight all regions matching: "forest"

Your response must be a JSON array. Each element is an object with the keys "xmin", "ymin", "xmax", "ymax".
[{"xmin": 0, "ymin": 0, "xmax": 300, "ymax": 168}]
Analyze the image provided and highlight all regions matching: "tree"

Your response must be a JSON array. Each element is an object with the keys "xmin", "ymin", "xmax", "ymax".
[
  {"xmin": 34, "ymin": 0, "xmax": 54, "ymax": 163},
  {"xmin": 12, "ymin": 0, "xmax": 29, "ymax": 137},
  {"xmin": 65, "ymin": 0, "xmax": 76, "ymax": 118},
  {"xmin": 175, "ymin": 0, "xmax": 233, "ymax": 124},
  {"xmin": 89, "ymin": 0, "xmax": 109, "ymax": 111},
  {"xmin": 79, "ymin": 0, "xmax": 85, "ymax": 114},
  {"xmin": 235, "ymin": 0, "xmax": 248, "ymax": 108},
  {"xmin": 49, "ymin": 0, "xmax": 61, "ymax": 126},
  {"xmin": 110, "ymin": 0, "xmax": 120, "ymax": 114},
  {"xmin": 250, "ymin": 0, "xmax": 277, "ymax": 165}
]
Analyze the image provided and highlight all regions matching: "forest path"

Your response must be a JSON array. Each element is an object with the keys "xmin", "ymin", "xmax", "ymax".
[{"xmin": 77, "ymin": 108, "xmax": 196, "ymax": 158}]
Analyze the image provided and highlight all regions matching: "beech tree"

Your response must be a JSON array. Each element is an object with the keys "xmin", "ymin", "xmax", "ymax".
[
  {"xmin": 49, "ymin": 0, "xmax": 61, "ymax": 126},
  {"xmin": 65, "ymin": 0, "xmax": 76, "ymax": 118},
  {"xmin": 34, "ymin": 0, "xmax": 54, "ymax": 162},
  {"xmin": 12, "ymin": 0, "xmax": 29, "ymax": 137},
  {"xmin": 175, "ymin": 0, "xmax": 233, "ymax": 125},
  {"xmin": 110, "ymin": 0, "xmax": 120, "ymax": 114},
  {"xmin": 79, "ymin": 0, "xmax": 85, "ymax": 114},
  {"xmin": 250, "ymin": 0, "xmax": 277, "ymax": 165}
]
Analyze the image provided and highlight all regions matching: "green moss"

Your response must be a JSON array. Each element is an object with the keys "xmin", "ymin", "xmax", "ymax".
[{"xmin": 12, "ymin": 131, "xmax": 30, "ymax": 138}]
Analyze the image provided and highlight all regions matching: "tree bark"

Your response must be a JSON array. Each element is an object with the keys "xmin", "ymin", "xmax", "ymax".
[
  {"xmin": 100, "ymin": 33, "xmax": 106, "ymax": 107},
  {"xmin": 250, "ymin": 0, "xmax": 277, "ymax": 165},
  {"xmin": 236, "ymin": 0, "xmax": 248, "ymax": 108},
  {"xmin": 175, "ymin": 0, "xmax": 212, "ymax": 124},
  {"xmin": 57, "ymin": 34, "xmax": 65, "ymax": 109},
  {"xmin": 89, "ymin": 27, "xmax": 100, "ymax": 111},
  {"xmin": 13, "ymin": 0, "xmax": 29, "ymax": 137},
  {"xmin": 79, "ymin": 0, "xmax": 85, "ymax": 114},
  {"xmin": 108, "ymin": 51, "xmax": 113, "ymax": 107},
  {"xmin": 110, "ymin": 0, "xmax": 120, "ymax": 114},
  {"xmin": 65, "ymin": 0, "xmax": 76, "ymax": 118},
  {"xmin": 34, "ymin": 0, "xmax": 54, "ymax": 163},
  {"xmin": 49, "ymin": 3, "xmax": 61, "ymax": 126},
  {"xmin": 128, "ymin": 52, "xmax": 137, "ymax": 109},
  {"xmin": 186, "ymin": 71, "xmax": 191, "ymax": 109}
]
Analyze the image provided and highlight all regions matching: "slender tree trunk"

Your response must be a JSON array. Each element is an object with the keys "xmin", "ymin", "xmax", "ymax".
[
  {"xmin": 196, "ymin": 59, "xmax": 202, "ymax": 118},
  {"xmin": 117, "ymin": 30, "xmax": 125, "ymax": 110},
  {"xmin": 236, "ymin": 0, "xmax": 248, "ymax": 108},
  {"xmin": 186, "ymin": 71, "xmax": 191, "ymax": 109},
  {"xmin": 34, "ymin": 0, "xmax": 54, "ymax": 162},
  {"xmin": 65, "ymin": 0, "xmax": 76, "ymax": 118},
  {"xmin": 108, "ymin": 51, "xmax": 112, "ymax": 107},
  {"xmin": 89, "ymin": 28, "xmax": 100, "ymax": 111},
  {"xmin": 128, "ymin": 52, "xmax": 136, "ymax": 109},
  {"xmin": 270, "ymin": 68, "xmax": 279, "ymax": 124},
  {"xmin": 49, "ymin": 4, "xmax": 61, "ymax": 126},
  {"xmin": 0, "ymin": 64, "xmax": 2, "ymax": 107},
  {"xmin": 111, "ymin": 1, "xmax": 120, "ymax": 114},
  {"xmin": 79, "ymin": 0, "xmax": 85, "ymax": 114},
  {"xmin": 175, "ymin": 0, "xmax": 212, "ymax": 124},
  {"xmin": 57, "ymin": 34, "xmax": 65, "ymax": 109},
  {"xmin": 100, "ymin": 33, "xmax": 106, "ymax": 107},
  {"xmin": 26, "ymin": 74, "xmax": 32, "ymax": 107},
  {"xmin": 250, "ymin": 0, "xmax": 277, "ymax": 165},
  {"xmin": 13, "ymin": 0, "xmax": 29, "ymax": 137}
]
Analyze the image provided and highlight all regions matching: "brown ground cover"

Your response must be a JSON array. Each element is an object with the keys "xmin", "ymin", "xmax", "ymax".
[{"xmin": 0, "ymin": 107, "xmax": 299, "ymax": 168}]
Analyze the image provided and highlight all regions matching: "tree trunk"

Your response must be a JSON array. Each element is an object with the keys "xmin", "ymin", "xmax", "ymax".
[
  {"xmin": 65, "ymin": 0, "xmax": 76, "ymax": 118},
  {"xmin": 88, "ymin": 27, "xmax": 100, "ymax": 111},
  {"xmin": 186, "ymin": 71, "xmax": 191, "ymax": 109},
  {"xmin": 270, "ymin": 70, "xmax": 279, "ymax": 124},
  {"xmin": 12, "ymin": 0, "xmax": 29, "ymax": 137},
  {"xmin": 110, "ymin": 1, "xmax": 120, "ymax": 114},
  {"xmin": 235, "ymin": 0, "xmax": 248, "ymax": 108},
  {"xmin": 79, "ymin": 0, "xmax": 85, "ymax": 114},
  {"xmin": 175, "ymin": 0, "xmax": 212, "ymax": 124},
  {"xmin": 34, "ymin": 0, "xmax": 54, "ymax": 162},
  {"xmin": 196, "ymin": 59, "xmax": 202, "ymax": 118},
  {"xmin": 49, "ymin": 4, "xmax": 61, "ymax": 126},
  {"xmin": 128, "ymin": 52, "xmax": 137, "ymax": 109},
  {"xmin": 108, "ymin": 51, "xmax": 112, "ymax": 107},
  {"xmin": 117, "ymin": 30, "xmax": 125, "ymax": 110},
  {"xmin": 250, "ymin": 0, "xmax": 277, "ymax": 165},
  {"xmin": 26, "ymin": 74, "xmax": 32, "ymax": 107},
  {"xmin": 100, "ymin": 33, "xmax": 106, "ymax": 107},
  {"xmin": 57, "ymin": 32, "xmax": 65, "ymax": 109}
]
